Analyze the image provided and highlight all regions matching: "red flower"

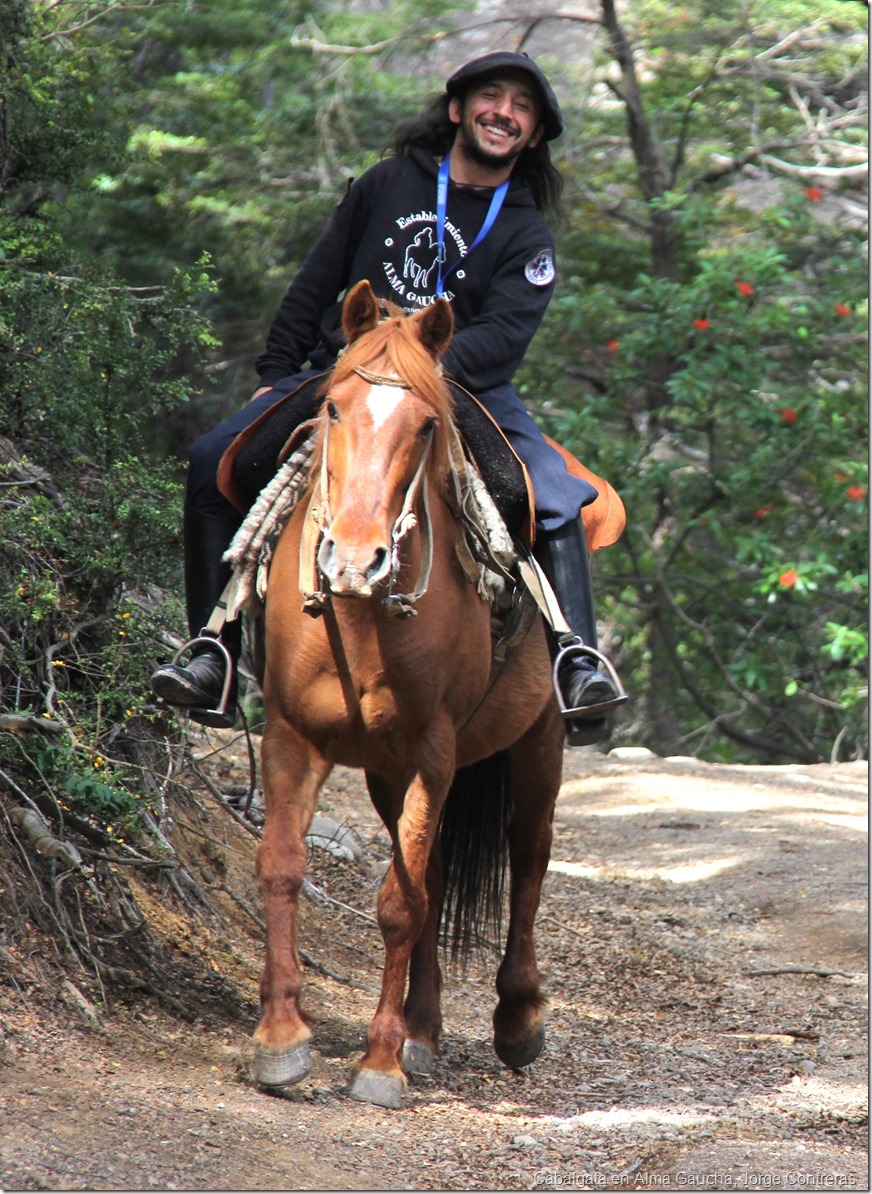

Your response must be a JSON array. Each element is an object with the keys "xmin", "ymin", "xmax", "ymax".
[
  {"xmin": 779, "ymin": 569, "xmax": 799, "ymax": 589},
  {"xmin": 847, "ymin": 485, "xmax": 867, "ymax": 501},
  {"xmin": 779, "ymin": 408, "xmax": 797, "ymax": 426},
  {"xmin": 834, "ymin": 304, "xmax": 852, "ymax": 317},
  {"xmin": 735, "ymin": 281, "xmax": 754, "ymax": 297},
  {"xmin": 805, "ymin": 186, "xmax": 823, "ymax": 202},
  {"xmin": 606, "ymin": 339, "xmax": 620, "ymax": 353},
  {"xmin": 755, "ymin": 508, "xmax": 769, "ymax": 520},
  {"xmin": 693, "ymin": 318, "xmax": 710, "ymax": 330}
]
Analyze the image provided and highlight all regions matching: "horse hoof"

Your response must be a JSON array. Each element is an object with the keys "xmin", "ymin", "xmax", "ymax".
[
  {"xmin": 255, "ymin": 1041, "xmax": 313, "ymax": 1089},
  {"xmin": 348, "ymin": 1068, "xmax": 405, "ymax": 1109},
  {"xmin": 494, "ymin": 1026, "xmax": 546, "ymax": 1070},
  {"xmin": 402, "ymin": 1039, "xmax": 434, "ymax": 1077}
]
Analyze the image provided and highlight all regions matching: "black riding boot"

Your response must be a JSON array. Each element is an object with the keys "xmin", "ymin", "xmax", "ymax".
[
  {"xmin": 533, "ymin": 520, "xmax": 626, "ymax": 745},
  {"xmin": 151, "ymin": 504, "xmax": 243, "ymax": 728}
]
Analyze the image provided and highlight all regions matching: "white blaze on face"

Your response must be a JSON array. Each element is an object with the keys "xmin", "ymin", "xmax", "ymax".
[{"xmin": 366, "ymin": 383, "xmax": 407, "ymax": 431}]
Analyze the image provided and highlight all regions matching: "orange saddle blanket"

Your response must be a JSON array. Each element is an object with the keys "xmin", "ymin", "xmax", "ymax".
[{"xmin": 550, "ymin": 438, "xmax": 625, "ymax": 554}]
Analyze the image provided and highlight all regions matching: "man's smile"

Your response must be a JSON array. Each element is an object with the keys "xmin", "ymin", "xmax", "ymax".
[{"xmin": 478, "ymin": 119, "xmax": 517, "ymax": 142}]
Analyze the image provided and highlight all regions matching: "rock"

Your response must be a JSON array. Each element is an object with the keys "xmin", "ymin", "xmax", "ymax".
[
  {"xmin": 306, "ymin": 816, "xmax": 364, "ymax": 862},
  {"xmin": 608, "ymin": 746, "xmax": 657, "ymax": 761}
]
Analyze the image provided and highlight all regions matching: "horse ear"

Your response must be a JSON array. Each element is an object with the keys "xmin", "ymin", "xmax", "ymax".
[
  {"xmin": 343, "ymin": 281, "xmax": 381, "ymax": 344},
  {"xmin": 414, "ymin": 298, "xmax": 454, "ymax": 360}
]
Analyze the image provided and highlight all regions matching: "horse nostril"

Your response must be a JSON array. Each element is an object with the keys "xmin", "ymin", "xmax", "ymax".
[
  {"xmin": 369, "ymin": 546, "xmax": 390, "ymax": 582},
  {"xmin": 318, "ymin": 536, "xmax": 336, "ymax": 578}
]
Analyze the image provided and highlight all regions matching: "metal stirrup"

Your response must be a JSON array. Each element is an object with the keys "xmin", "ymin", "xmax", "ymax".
[
  {"xmin": 552, "ymin": 639, "xmax": 628, "ymax": 719},
  {"xmin": 166, "ymin": 633, "xmax": 235, "ymax": 722}
]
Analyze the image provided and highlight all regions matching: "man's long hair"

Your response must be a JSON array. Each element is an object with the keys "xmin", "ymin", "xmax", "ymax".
[{"xmin": 391, "ymin": 93, "xmax": 565, "ymax": 221}]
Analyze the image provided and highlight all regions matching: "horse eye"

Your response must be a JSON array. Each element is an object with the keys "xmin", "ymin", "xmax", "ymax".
[
  {"xmin": 327, "ymin": 401, "xmax": 339, "ymax": 421},
  {"xmin": 420, "ymin": 417, "xmax": 437, "ymax": 438}
]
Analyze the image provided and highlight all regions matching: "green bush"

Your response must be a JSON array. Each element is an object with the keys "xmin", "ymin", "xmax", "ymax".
[
  {"xmin": 534, "ymin": 189, "xmax": 867, "ymax": 762},
  {"xmin": 1, "ymin": 1, "xmax": 216, "ymax": 831}
]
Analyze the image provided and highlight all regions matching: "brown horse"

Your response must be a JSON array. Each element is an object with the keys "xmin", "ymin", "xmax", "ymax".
[{"xmin": 251, "ymin": 280, "xmax": 565, "ymax": 1108}]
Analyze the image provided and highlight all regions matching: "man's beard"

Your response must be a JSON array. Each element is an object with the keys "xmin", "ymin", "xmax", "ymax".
[{"xmin": 457, "ymin": 118, "xmax": 524, "ymax": 172}]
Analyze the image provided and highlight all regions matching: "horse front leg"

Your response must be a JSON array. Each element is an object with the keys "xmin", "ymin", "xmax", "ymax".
[
  {"xmin": 493, "ymin": 706, "xmax": 564, "ymax": 1069},
  {"xmin": 350, "ymin": 741, "xmax": 454, "ymax": 1108},
  {"xmin": 401, "ymin": 843, "xmax": 444, "ymax": 1077},
  {"xmin": 253, "ymin": 721, "xmax": 332, "ymax": 1090},
  {"xmin": 366, "ymin": 773, "xmax": 444, "ymax": 1080}
]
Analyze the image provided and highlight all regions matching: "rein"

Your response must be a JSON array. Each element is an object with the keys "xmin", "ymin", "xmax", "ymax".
[{"xmin": 300, "ymin": 367, "xmax": 436, "ymax": 618}]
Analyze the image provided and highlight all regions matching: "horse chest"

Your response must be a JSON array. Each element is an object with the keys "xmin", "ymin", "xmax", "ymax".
[{"xmin": 358, "ymin": 686, "xmax": 404, "ymax": 736}]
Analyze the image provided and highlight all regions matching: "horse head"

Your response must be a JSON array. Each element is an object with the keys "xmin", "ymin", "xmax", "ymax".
[{"xmin": 315, "ymin": 282, "xmax": 455, "ymax": 602}]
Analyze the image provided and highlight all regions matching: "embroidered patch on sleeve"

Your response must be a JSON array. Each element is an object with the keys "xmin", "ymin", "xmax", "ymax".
[{"xmin": 525, "ymin": 249, "xmax": 556, "ymax": 286}]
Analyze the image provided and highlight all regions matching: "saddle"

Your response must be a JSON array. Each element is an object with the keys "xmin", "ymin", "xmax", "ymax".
[{"xmin": 216, "ymin": 375, "xmax": 625, "ymax": 555}]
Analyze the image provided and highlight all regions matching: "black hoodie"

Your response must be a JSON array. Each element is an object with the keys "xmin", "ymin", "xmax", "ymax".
[{"xmin": 255, "ymin": 147, "xmax": 557, "ymax": 393}]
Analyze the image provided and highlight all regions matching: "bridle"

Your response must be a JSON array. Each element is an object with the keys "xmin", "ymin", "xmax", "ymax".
[{"xmin": 299, "ymin": 365, "xmax": 436, "ymax": 618}]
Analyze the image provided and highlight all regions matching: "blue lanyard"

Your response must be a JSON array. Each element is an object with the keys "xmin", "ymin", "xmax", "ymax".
[{"xmin": 435, "ymin": 154, "xmax": 509, "ymax": 298}]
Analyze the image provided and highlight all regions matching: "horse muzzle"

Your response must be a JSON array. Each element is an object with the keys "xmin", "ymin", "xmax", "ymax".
[{"xmin": 317, "ymin": 533, "xmax": 392, "ymax": 598}]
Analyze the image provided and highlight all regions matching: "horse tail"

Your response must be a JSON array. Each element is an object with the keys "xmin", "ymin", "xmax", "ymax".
[{"xmin": 438, "ymin": 751, "xmax": 512, "ymax": 965}]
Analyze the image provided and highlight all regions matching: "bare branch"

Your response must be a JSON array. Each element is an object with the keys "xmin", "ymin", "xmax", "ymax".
[
  {"xmin": 0, "ymin": 713, "xmax": 66, "ymax": 735},
  {"xmin": 689, "ymin": 139, "xmax": 802, "ymax": 190},
  {"xmin": 40, "ymin": 0, "xmax": 163, "ymax": 40},
  {"xmin": 289, "ymin": 32, "xmax": 410, "ymax": 57},
  {"xmin": 9, "ymin": 806, "xmax": 85, "ymax": 871},
  {"xmin": 760, "ymin": 155, "xmax": 868, "ymax": 181},
  {"xmin": 752, "ymin": 20, "xmax": 830, "ymax": 64},
  {"xmin": 290, "ymin": 9, "xmax": 601, "ymax": 59}
]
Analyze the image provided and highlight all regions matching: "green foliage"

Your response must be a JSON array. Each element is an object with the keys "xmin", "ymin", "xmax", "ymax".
[
  {"xmin": 529, "ymin": 0, "xmax": 867, "ymax": 761},
  {"xmin": 54, "ymin": 0, "xmax": 475, "ymax": 395},
  {"xmin": 1, "ymin": 1, "xmax": 215, "ymax": 832},
  {"xmin": 0, "ymin": 475, "xmax": 190, "ymax": 832},
  {"xmin": 0, "ymin": 0, "xmax": 123, "ymax": 208},
  {"xmin": 1, "ymin": 247, "xmax": 218, "ymax": 463}
]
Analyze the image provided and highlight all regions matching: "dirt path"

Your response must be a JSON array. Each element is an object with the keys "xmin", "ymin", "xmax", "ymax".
[{"xmin": 1, "ymin": 746, "xmax": 867, "ymax": 1191}]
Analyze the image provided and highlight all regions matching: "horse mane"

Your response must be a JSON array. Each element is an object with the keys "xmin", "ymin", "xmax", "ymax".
[
  {"xmin": 326, "ymin": 304, "xmax": 455, "ymax": 424},
  {"xmin": 313, "ymin": 304, "xmax": 456, "ymax": 491}
]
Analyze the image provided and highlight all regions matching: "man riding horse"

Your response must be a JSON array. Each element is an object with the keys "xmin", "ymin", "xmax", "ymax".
[{"xmin": 151, "ymin": 50, "xmax": 626, "ymax": 740}]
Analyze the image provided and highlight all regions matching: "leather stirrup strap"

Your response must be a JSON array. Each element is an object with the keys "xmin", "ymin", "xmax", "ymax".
[
  {"xmin": 516, "ymin": 552, "xmax": 572, "ymax": 637},
  {"xmin": 203, "ymin": 573, "xmax": 246, "ymax": 636}
]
